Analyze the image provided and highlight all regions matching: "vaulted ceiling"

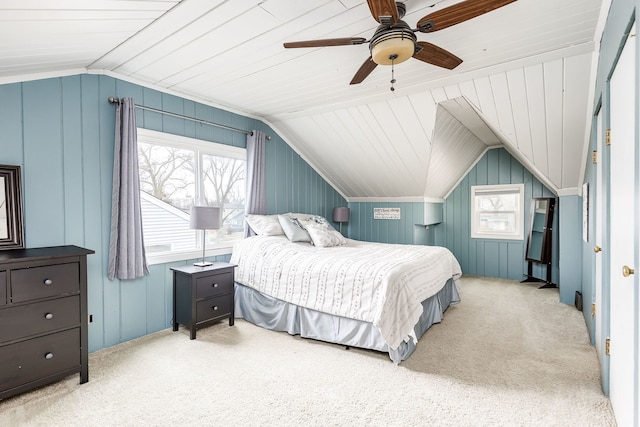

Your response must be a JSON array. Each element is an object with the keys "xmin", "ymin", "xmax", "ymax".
[{"xmin": 0, "ymin": 0, "xmax": 607, "ymax": 200}]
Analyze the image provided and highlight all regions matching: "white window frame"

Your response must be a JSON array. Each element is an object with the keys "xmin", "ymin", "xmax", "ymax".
[
  {"xmin": 137, "ymin": 128, "xmax": 246, "ymax": 265},
  {"xmin": 470, "ymin": 183, "xmax": 525, "ymax": 241}
]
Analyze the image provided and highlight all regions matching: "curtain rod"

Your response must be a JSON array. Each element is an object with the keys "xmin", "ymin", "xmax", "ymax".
[{"xmin": 107, "ymin": 97, "xmax": 270, "ymax": 140}]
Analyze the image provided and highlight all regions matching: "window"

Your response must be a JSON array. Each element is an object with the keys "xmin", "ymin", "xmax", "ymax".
[
  {"xmin": 137, "ymin": 128, "xmax": 246, "ymax": 263},
  {"xmin": 471, "ymin": 184, "xmax": 524, "ymax": 240}
]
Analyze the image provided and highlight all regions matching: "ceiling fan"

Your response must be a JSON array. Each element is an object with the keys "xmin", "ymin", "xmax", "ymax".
[{"xmin": 283, "ymin": 0, "xmax": 517, "ymax": 85}]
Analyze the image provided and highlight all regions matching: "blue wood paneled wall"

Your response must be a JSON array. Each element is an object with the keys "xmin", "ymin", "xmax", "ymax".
[
  {"xmin": 0, "ymin": 74, "xmax": 345, "ymax": 353},
  {"xmin": 348, "ymin": 202, "xmax": 424, "ymax": 244},
  {"xmin": 346, "ymin": 150, "xmax": 557, "ymax": 283},
  {"xmin": 558, "ymin": 196, "xmax": 581, "ymax": 304},
  {"xmin": 267, "ymin": 138, "xmax": 345, "ymax": 221},
  {"xmin": 442, "ymin": 148, "xmax": 557, "ymax": 281}
]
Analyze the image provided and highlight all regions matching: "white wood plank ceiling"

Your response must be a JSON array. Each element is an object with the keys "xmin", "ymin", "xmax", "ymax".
[{"xmin": 0, "ymin": 0, "xmax": 606, "ymax": 200}]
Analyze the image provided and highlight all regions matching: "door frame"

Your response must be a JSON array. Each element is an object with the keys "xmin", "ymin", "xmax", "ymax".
[{"xmin": 592, "ymin": 103, "xmax": 608, "ymax": 392}]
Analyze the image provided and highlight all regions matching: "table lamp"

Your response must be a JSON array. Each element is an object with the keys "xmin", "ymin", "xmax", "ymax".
[
  {"xmin": 332, "ymin": 207, "xmax": 350, "ymax": 234},
  {"xmin": 190, "ymin": 206, "xmax": 221, "ymax": 267}
]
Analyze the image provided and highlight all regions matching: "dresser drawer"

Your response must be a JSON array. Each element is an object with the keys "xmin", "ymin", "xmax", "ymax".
[
  {"xmin": 195, "ymin": 271, "xmax": 233, "ymax": 299},
  {"xmin": 11, "ymin": 263, "xmax": 79, "ymax": 302},
  {"xmin": 0, "ymin": 328, "xmax": 80, "ymax": 391},
  {"xmin": 0, "ymin": 271, "xmax": 5, "ymax": 306},
  {"xmin": 196, "ymin": 294, "xmax": 232, "ymax": 323},
  {"xmin": 0, "ymin": 295, "xmax": 80, "ymax": 343}
]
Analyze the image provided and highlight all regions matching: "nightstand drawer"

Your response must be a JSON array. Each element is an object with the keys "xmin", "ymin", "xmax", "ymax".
[
  {"xmin": 196, "ymin": 295, "xmax": 232, "ymax": 323},
  {"xmin": 0, "ymin": 328, "xmax": 80, "ymax": 391},
  {"xmin": 195, "ymin": 272, "xmax": 233, "ymax": 299},
  {"xmin": 11, "ymin": 263, "xmax": 80, "ymax": 302},
  {"xmin": 0, "ymin": 295, "xmax": 80, "ymax": 343},
  {"xmin": 0, "ymin": 271, "xmax": 5, "ymax": 306}
]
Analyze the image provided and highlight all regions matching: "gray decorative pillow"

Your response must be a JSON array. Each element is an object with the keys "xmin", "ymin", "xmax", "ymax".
[
  {"xmin": 284, "ymin": 213, "xmax": 336, "ymax": 231},
  {"xmin": 244, "ymin": 214, "xmax": 284, "ymax": 236},
  {"xmin": 278, "ymin": 215, "xmax": 311, "ymax": 243}
]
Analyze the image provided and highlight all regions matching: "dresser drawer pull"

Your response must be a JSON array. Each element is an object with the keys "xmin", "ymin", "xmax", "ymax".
[
  {"xmin": 212, "ymin": 306, "xmax": 218, "ymax": 311},
  {"xmin": 45, "ymin": 352, "xmax": 54, "ymax": 360},
  {"xmin": 212, "ymin": 283, "xmax": 219, "ymax": 288},
  {"xmin": 45, "ymin": 313, "xmax": 54, "ymax": 320},
  {"xmin": 44, "ymin": 279, "xmax": 53, "ymax": 286}
]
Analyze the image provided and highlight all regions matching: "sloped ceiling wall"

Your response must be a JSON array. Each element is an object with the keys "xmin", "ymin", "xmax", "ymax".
[
  {"xmin": 457, "ymin": 53, "xmax": 593, "ymax": 194},
  {"xmin": 270, "ymin": 49, "xmax": 593, "ymax": 200},
  {"xmin": 426, "ymin": 104, "xmax": 494, "ymax": 199}
]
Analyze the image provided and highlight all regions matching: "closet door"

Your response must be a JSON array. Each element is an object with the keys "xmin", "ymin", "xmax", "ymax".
[{"xmin": 608, "ymin": 25, "xmax": 637, "ymax": 427}]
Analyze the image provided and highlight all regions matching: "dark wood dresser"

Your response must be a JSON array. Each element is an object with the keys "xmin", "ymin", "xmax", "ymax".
[{"xmin": 0, "ymin": 245, "xmax": 94, "ymax": 400}]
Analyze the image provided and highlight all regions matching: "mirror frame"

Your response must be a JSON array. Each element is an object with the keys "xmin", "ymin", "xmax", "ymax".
[
  {"xmin": 0, "ymin": 164, "xmax": 24, "ymax": 250},
  {"xmin": 525, "ymin": 197, "xmax": 555, "ymax": 263}
]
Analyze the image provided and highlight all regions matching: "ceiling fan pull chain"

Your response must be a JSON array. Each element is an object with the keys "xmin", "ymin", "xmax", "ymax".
[{"xmin": 390, "ymin": 55, "xmax": 397, "ymax": 92}]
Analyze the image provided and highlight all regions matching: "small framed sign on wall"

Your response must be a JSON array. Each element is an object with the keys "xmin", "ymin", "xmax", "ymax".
[{"xmin": 373, "ymin": 207, "xmax": 401, "ymax": 220}]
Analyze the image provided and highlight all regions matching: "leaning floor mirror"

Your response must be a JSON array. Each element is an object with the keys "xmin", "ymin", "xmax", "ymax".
[{"xmin": 523, "ymin": 197, "xmax": 555, "ymax": 288}]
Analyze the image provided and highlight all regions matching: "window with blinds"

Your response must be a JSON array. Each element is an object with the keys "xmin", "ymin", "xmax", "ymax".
[{"xmin": 471, "ymin": 184, "xmax": 525, "ymax": 240}]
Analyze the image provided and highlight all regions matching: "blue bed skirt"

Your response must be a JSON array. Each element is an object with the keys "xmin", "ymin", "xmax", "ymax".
[{"xmin": 234, "ymin": 278, "xmax": 460, "ymax": 364}]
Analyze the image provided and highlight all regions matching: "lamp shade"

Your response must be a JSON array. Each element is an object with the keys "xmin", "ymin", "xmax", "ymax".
[
  {"xmin": 332, "ymin": 207, "xmax": 350, "ymax": 223},
  {"xmin": 371, "ymin": 37, "xmax": 415, "ymax": 65},
  {"xmin": 190, "ymin": 206, "xmax": 220, "ymax": 230}
]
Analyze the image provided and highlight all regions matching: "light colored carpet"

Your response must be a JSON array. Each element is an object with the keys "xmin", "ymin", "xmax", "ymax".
[{"xmin": 0, "ymin": 276, "xmax": 616, "ymax": 426}]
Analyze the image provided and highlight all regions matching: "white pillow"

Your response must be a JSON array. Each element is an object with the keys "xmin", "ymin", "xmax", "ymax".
[
  {"xmin": 278, "ymin": 215, "xmax": 311, "ymax": 243},
  {"xmin": 244, "ymin": 214, "xmax": 284, "ymax": 236},
  {"xmin": 306, "ymin": 224, "xmax": 347, "ymax": 247}
]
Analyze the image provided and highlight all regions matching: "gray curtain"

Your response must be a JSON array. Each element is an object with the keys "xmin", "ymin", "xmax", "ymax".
[
  {"xmin": 245, "ymin": 130, "xmax": 267, "ymax": 237},
  {"xmin": 108, "ymin": 98, "xmax": 149, "ymax": 280}
]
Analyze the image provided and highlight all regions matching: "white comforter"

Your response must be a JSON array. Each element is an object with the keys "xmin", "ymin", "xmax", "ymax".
[{"xmin": 231, "ymin": 236, "xmax": 462, "ymax": 350}]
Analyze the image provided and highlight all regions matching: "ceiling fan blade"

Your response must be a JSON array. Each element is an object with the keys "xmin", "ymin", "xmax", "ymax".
[
  {"xmin": 413, "ymin": 41, "xmax": 462, "ymax": 70},
  {"xmin": 350, "ymin": 57, "xmax": 378, "ymax": 85},
  {"xmin": 283, "ymin": 37, "xmax": 366, "ymax": 48},
  {"xmin": 366, "ymin": 0, "xmax": 398, "ymax": 24},
  {"xmin": 416, "ymin": 0, "xmax": 517, "ymax": 33}
]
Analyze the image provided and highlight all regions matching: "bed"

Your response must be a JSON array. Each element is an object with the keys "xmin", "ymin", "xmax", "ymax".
[{"xmin": 230, "ymin": 213, "xmax": 462, "ymax": 363}]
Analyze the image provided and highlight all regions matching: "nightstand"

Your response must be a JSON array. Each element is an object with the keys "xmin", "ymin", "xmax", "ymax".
[{"xmin": 170, "ymin": 262, "xmax": 235, "ymax": 339}]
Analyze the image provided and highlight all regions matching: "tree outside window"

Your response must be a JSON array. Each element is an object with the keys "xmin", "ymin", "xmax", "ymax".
[{"xmin": 137, "ymin": 129, "xmax": 246, "ymax": 257}]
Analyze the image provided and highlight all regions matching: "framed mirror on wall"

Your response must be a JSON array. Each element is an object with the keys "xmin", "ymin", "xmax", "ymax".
[
  {"xmin": 523, "ymin": 197, "xmax": 555, "ymax": 288},
  {"xmin": 0, "ymin": 165, "xmax": 24, "ymax": 250}
]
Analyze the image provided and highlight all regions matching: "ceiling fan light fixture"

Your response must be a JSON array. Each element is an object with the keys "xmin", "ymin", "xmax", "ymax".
[
  {"xmin": 371, "ymin": 36, "xmax": 415, "ymax": 65},
  {"xmin": 369, "ymin": 20, "xmax": 417, "ymax": 66}
]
